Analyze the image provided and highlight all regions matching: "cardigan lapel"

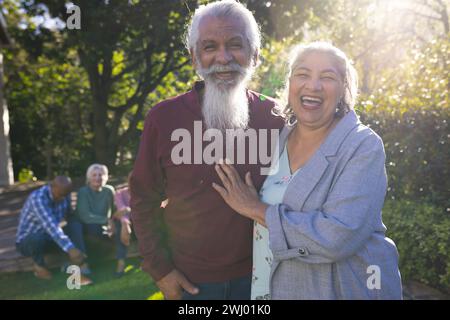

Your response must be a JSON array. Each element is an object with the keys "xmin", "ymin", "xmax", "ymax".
[
  {"xmin": 282, "ymin": 149, "xmax": 329, "ymax": 210},
  {"xmin": 279, "ymin": 110, "xmax": 361, "ymax": 210}
]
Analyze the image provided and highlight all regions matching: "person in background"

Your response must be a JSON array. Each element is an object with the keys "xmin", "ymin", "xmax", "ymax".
[
  {"xmin": 16, "ymin": 176, "xmax": 91, "ymax": 285},
  {"xmin": 69, "ymin": 164, "xmax": 125, "ymax": 276},
  {"xmin": 112, "ymin": 172, "xmax": 133, "ymax": 276}
]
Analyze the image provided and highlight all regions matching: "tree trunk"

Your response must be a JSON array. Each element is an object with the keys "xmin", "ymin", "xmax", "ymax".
[
  {"xmin": 93, "ymin": 97, "xmax": 111, "ymax": 168},
  {"xmin": 83, "ymin": 51, "xmax": 116, "ymax": 170},
  {"xmin": 0, "ymin": 53, "xmax": 14, "ymax": 186},
  {"xmin": 45, "ymin": 138, "xmax": 53, "ymax": 180}
]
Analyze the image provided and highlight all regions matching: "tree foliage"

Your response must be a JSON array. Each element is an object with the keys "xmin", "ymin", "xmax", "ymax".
[
  {"xmin": 3, "ymin": 0, "xmax": 93, "ymax": 178},
  {"xmin": 3, "ymin": 0, "xmax": 200, "ymax": 176},
  {"xmin": 15, "ymin": 0, "xmax": 198, "ymax": 170},
  {"xmin": 3, "ymin": 0, "xmax": 449, "ymax": 208},
  {"xmin": 359, "ymin": 35, "xmax": 449, "ymax": 209}
]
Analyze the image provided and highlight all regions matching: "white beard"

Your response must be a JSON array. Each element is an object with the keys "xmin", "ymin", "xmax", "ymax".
[{"xmin": 196, "ymin": 61, "xmax": 254, "ymax": 131}]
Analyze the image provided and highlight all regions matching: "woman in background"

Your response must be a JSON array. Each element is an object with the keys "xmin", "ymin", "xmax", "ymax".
[
  {"xmin": 113, "ymin": 173, "xmax": 133, "ymax": 276},
  {"xmin": 70, "ymin": 163, "xmax": 127, "ymax": 276}
]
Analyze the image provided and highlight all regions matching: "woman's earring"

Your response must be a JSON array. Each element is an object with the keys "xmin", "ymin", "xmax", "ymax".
[
  {"xmin": 336, "ymin": 98, "xmax": 345, "ymax": 116},
  {"xmin": 287, "ymin": 113, "xmax": 297, "ymax": 126},
  {"xmin": 336, "ymin": 99, "xmax": 342, "ymax": 112}
]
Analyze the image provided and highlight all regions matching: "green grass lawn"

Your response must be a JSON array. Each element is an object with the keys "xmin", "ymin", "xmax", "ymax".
[{"xmin": 0, "ymin": 256, "xmax": 162, "ymax": 300}]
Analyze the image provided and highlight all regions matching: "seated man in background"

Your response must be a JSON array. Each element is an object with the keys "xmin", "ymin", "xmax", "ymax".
[{"xmin": 15, "ymin": 176, "xmax": 91, "ymax": 284}]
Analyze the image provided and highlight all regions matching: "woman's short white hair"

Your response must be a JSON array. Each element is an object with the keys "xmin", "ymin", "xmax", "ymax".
[
  {"xmin": 185, "ymin": 0, "xmax": 261, "ymax": 57},
  {"xmin": 86, "ymin": 163, "xmax": 109, "ymax": 185},
  {"xmin": 274, "ymin": 41, "xmax": 359, "ymax": 125}
]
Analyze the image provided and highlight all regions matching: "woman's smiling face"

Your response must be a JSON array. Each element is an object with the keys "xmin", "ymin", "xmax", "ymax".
[
  {"xmin": 289, "ymin": 51, "xmax": 345, "ymax": 130},
  {"xmin": 88, "ymin": 168, "xmax": 107, "ymax": 191}
]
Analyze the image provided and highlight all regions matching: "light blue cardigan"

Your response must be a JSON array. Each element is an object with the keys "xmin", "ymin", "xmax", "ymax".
[{"xmin": 265, "ymin": 110, "xmax": 403, "ymax": 299}]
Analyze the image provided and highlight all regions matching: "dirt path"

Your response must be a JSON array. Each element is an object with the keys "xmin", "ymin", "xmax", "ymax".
[{"xmin": 0, "ymin": 182, "xmax": 46, "ymax": 272}]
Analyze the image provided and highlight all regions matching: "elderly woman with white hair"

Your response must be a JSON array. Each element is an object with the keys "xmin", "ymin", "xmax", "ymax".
[
  {"xmin": 69, "ymin": 164, "xmax": 128, "ymax": 276},
  {"xmin": 213, "ymin": 42, "xmax": 403, "ymax": 299}
]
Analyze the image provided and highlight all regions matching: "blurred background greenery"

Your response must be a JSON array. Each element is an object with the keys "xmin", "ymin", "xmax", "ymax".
[{"xmin": 1, "ymin": 0, "xmax": 448, "ymax": 293}]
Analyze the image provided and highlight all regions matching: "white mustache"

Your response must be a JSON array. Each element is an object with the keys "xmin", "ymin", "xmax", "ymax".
[{"xmin": 202, "ymin": 63, "xmax": 246, "ymax": 76}]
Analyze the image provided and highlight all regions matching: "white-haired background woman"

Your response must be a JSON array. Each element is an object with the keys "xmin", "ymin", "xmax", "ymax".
[
  {"xmin": 69, "ymin": 164, "xmax": 128, "ymax": 277},
  {"xmin": 213, "ymin": 42, "xmax": 403, "ymax": 299}
]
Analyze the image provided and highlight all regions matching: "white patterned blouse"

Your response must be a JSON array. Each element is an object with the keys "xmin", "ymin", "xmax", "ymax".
[{"xmin": 251, "ymin": 143, "xmax": 299, "ymax": 300}]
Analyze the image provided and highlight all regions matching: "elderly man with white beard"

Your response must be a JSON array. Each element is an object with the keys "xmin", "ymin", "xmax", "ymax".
[{"xmin": 130, "ymin": 0, "xmax": 283, "ymax": 300}]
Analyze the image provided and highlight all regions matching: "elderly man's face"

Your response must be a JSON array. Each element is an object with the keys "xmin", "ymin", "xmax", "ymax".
[
  {"xmin": 193, "ymin": 15, "xmax": 253, "ymax": 85},
  {"xmin": 51, "ymin": 185, "xmax": 72, "ymax": 202}
]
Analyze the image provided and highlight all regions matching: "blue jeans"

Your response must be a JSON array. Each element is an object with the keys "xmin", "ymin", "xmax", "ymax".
[
  {"xmin": 182, "ymin": 274, "xmax": 252, "ymax": 300},
  {"xmin": 67, "ymin": 218, "xmax": 128, "ymax": 260},
  {"xmin": 16, "ymin": 232, "xmax": 56, "ymax": 267}
]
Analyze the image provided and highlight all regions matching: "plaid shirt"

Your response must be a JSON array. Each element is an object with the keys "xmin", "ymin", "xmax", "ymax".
[{"xmin": 16, "ymin": 184, "xmax": 75, "ymax": 252}]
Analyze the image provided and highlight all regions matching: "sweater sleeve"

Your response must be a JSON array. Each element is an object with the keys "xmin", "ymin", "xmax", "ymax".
[{"xmin": 130, "ymin": 112, "xmax": 174, "ymax": 281}]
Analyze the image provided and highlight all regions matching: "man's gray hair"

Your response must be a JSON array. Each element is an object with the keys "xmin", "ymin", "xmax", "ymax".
[
  {"xmin": 85, "ymin": 163, "xmax": 109, "ymax": 185},
  {"xmin": 185, "ymin": 0, "xmax": 261, "ymax": 56},
  {"xmin": 274, "ymin": 41, "xmax": 359, "ymax": 125}
]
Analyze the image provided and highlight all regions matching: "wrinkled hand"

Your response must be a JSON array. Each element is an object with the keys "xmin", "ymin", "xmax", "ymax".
[
  {"xmin": 58, "ymin": 220, "xmax": 67, "ymax": 228},
  {"xmin": 113, "ymin": 208, "xmax": 130, "ymax": 220},
  {"xmin": 156, "ymin": 269, "xmax": 199, "ymax": 300},
  {"xmin": 103, "ymin": 219, "xmax": 115, "ymax": 238},
  {"xmin": 212, "ymin": 162, "xmax": 268, "ymax": 225}
]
